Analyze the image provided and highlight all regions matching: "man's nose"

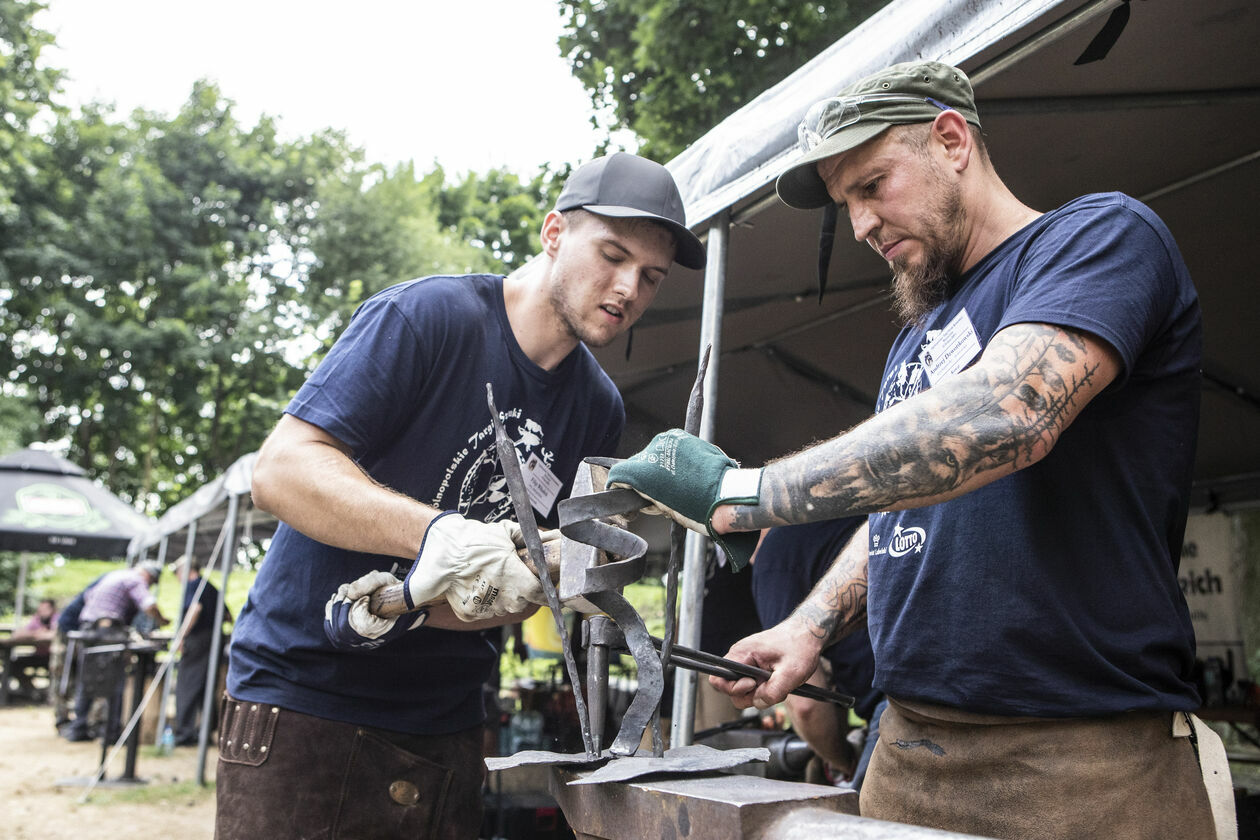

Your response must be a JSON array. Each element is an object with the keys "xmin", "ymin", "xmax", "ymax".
[
  {"xmin": 612, "ymin": 265, "xmax": 640, "ymax": 301},
  {"xmin": 849, "ymin": 204, "xmax": 879, "ymax": 243}
]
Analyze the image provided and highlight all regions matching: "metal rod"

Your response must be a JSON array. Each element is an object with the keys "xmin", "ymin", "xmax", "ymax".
[
  {"xmin": 1140, "ymin": 149, "xmax": 1260, "ymax": 205},
  {"xmin": 197, "ymin": 492, "xmax": 238, "ymax": 786},
  {"xmin": 650, "ymin": 636, "xmax": 854, "ymax": 708},
  {"xmin": 673, "ymin": 209, "xmax": 731, "ymax": 747},
  {"xmin": 13, "ymin": 552, "xmax": 29, "ymax": 625},
  {"xmin": 154, "ymin": 535, "xmax": 176, "ymax": 739},
  {"xmin": 657, "ymin": 345, "xmax": 711, "ymax": 745},
  {"xmin": 585, "ymin": 616, "xmax": 610, "ymax": 755},
  {"xmin": 981, "ymin": 88, "xmax": 1260, "ymax": 118}
]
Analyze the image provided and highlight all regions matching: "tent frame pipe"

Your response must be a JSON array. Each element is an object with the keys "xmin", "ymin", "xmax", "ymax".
[
  {"xmin": 156, "ymin": 523, "xmax": 198, "ymax": 741},
  {"xmin": 197, "ymin": 493, "xmax": 239, "ymax": 786},
  {"xmin": 671, "ymin": 209, "xmax": 730, "ymax": 747}
]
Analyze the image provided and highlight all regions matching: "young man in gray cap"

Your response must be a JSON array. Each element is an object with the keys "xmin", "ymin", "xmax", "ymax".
[
  {"xmin": 216, "ymin": 152, "xmax": 703, "ymax": 840},
  {"xmin": 608, "ymin": 62, "xmax": 1232, "ymax": 837}
]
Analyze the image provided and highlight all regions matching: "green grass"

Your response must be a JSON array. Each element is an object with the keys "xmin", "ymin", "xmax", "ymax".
[
  {"xmin": 0, "ymin": 555, "xmax": 257, "ymax": 625},
  {"xmin": 82, "ymin": 778, "xmax": 214, "ymax": 806}
]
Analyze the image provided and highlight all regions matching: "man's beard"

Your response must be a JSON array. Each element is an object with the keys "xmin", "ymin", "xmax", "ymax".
[
  {"xmin": 889, "ymin": 179, "xmax": 966, "ymax": 327},
  {"xmin": 547, "ymin": 269, "xmax": 617, "ymax": 349}
]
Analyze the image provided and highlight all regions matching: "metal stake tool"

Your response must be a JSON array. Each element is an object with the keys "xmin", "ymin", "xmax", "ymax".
[{"xmin": 487, "ymin": 384, "xmax": 597, "ymax": 758}]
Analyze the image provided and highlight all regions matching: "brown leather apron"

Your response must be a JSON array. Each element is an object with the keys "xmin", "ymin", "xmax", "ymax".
[{"xmin": 859, "ymin": 697, "xmax": 1216, "ymax": 840}]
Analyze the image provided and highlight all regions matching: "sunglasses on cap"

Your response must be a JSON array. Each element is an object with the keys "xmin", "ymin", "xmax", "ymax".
[{"xmin": 797, "ymin": 94, "xmax": 953, "ymax": 154}]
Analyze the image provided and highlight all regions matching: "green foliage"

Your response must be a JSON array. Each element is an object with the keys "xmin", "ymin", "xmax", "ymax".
[
  {"xmin": 0, "ymin": 1, "xmax": 566, "ymax": 609},
  {"xmin": 0, "ymin": 0, "xmax": 63, "ymax": 225},
  {"xmin": 0, "ymin": 392, "xmax": 40, "ymax": 454},
  {"xmin": 559, "ymin": 0, "xmax": 890, "ymax": 161},
  {"xmin": 1, "ymin": 82, "xmax": 328, "ymax": 508},
  {"xmin": 301, "ymin": 161, "xmax": 507, "ymax": 351},
  {"xmin": 434, "ymin": 164, "xmax": 568, "ymax": 274}
]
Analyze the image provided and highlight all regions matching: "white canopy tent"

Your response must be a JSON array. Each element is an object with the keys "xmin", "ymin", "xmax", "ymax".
[
  {"xmin": 581, "ymin": 0, "xmax": 1260, "ymax": 739},
  {"xmin": 143, "ymin": 0, "xmax": 1260, "ymax": 754},
  {"xmin": 129, "ymin": 452, "xmax": 275, "ymax": 784}
]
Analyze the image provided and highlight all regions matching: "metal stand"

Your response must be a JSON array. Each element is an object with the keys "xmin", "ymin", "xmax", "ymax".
[{"xmin": 56, "ymin": 636, "xmax": 166, "ymax": 788}]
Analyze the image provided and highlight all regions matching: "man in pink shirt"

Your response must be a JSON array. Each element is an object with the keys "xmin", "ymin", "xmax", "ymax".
[{"xmin": 63, "ymin": 562, "xmax": 168, "ymax": 742}]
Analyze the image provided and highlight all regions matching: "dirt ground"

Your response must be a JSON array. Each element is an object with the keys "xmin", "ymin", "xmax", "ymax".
[{"xmin": 0, "ymin": 703, "xmax": 217, "ymax": 839}]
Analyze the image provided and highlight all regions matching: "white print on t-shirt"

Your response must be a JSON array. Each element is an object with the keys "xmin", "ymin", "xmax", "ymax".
[
  {"xmin": 432, "ymin": 409, "xmax": 558, "ymax": 521},
  {"xmin": 887, "ymin": 525, "xmax": 927, "ymax": 557},
  {"xmin": 869, "ymin": 517, "xmax": 929, "ymax": 560},
  {"xmin": 878, "ymin": 357, "xmax": 927, "ymax": 411}
]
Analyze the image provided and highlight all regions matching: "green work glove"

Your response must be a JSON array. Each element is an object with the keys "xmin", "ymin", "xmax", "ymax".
[{"xmin": 607, "ymin": 429, "xmax": 761, "ymax": 571}]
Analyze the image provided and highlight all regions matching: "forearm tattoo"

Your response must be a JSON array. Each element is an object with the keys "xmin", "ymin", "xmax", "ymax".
[
  {"xmin": 731, "ymin": 323, "xmax": 1107, "ymax": 530},
  {"xmin": 793, "ymin": 527, "xmax": 868, "ymax": 647}
]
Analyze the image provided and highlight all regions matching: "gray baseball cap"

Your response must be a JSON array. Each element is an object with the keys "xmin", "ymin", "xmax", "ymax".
[
  {"xmin": 777, "ymin": 61, "xmax": 982, "ymax": 209},
  {"xmin": 556, "ymin": 152, "xmax": 706, "ymax": 270}
]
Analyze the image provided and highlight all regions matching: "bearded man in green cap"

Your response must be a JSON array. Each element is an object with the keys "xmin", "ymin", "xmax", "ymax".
[{"xmin": 608, "ymin": 61, "xmax": 1234, "ymax": 838}]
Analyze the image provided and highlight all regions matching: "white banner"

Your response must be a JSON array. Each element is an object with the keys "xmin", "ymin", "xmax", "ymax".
[{"xmin": 1179, "ymin": 512, "xmax": 1248, "ymax": 690}]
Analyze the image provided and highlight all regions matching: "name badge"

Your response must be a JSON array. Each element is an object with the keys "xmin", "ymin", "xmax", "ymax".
[
  {"xmin": 522, "ymin": 452, "xmax": 563, "ymax": 518},
  {"xmin": 920, "ymin": 308, "xmax": 982, "ymax": 384}
]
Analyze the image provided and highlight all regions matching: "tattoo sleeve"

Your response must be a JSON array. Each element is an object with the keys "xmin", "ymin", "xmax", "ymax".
[
  {"xmin": 728, "ymin": 322, "xmax": 1120, "ymax": 530},
  {"xmin": 792, "ymin": 522, "xmax": 869, "ymax": 648}
]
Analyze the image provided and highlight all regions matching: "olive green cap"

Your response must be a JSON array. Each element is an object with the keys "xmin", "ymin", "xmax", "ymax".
[{"xmin": 776, "ymin": 61, "xmax": 982, "ymax": 209}]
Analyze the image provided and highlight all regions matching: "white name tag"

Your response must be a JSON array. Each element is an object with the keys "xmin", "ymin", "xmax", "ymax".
[
  {"xmin": 921, "ymin": 308, "xmax": 982, "ymax": 384},
  {"xmin": 523, "ymin": 452, "xmax": 563, "ymax": 518}
]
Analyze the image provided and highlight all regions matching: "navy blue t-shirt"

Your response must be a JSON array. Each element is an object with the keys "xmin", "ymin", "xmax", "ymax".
[
  {"xmin": 752, "ymin": 519, "xmax": 883, "ymax": 721},
  {"xmin": 867, "ymin": 193, "xmax": 1201, "ymax": 717},
  {"xmin": 228, "ymin": 275, "xmax": 624, "ymax": 734},
  {"xmin": 182, "ymin": 577, "xmax": 221, "ymax": 637}
]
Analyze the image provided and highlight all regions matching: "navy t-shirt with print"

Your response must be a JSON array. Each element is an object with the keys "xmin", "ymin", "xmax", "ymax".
[
  {"xmin": 867, "ymin": 193, "xmax": 1202, "ymax": 717},
  {"xmin": 228, "ymin": 275, "xmax": 624, "ymax": 734},
  {"xmin": 752, "ymin": 518, "xmax": 883, "ymax": 721}
]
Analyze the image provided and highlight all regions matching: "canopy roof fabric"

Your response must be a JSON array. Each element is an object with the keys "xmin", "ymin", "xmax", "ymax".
[
  {"xmin": 593, "ymin": 0, "xmax": 1260, "ymax": 509},
  {"xmin": 0, "ymin": 447, "xmax": 153, "ymax": 558},
  {"xmin": 129, "ymin": 452, "xmax": 276, "ymax": 562}
]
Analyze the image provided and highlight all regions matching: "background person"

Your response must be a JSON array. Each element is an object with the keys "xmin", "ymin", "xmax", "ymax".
[
  {"xmin": 217, "ymin": 152, "xmax": 704, "ymax": 840},
  {"xmin": 7, "ymin": 597, "xmax": 58, "ymax": 701},
  {"xmin": 62, "ymin": 561, "xmax": 167, "ymax": 742},
  {"xmin": 172, "ymin": 554, "xmax": 230, "ymax": 747},
  {"xmin": 751, "ymin": 520, "xmax": 884, "ymax": 789},
  {"xmin": 52, "ymin": 572, "xmax": 105, "ymax": 732},
  {"xmin": 608, "ymin": 61, "xmax": 1228, "ymax": 838}
]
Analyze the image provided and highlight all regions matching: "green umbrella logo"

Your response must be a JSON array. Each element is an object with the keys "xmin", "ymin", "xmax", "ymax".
[{"xmin": 4, "ymin": 483, "xmax": 111, "ymax": 532}]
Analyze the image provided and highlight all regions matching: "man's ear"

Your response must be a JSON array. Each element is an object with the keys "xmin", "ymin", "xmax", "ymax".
[
  {"xmin": 931, "ymin": 109, "xmax": 973, "ymax": 173},
  {"xmin": 540, "ymin": 210, "xmax": 565, "ymax": 258}
]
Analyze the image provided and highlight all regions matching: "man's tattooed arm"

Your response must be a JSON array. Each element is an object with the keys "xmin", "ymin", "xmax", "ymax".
[
  {"xmin": 720, "ymin": 322, "xmax": 1122, "ymax": 532},
  {"xmin": 790, "ymin": 521, "xmax": 869, "ymax": 649}
]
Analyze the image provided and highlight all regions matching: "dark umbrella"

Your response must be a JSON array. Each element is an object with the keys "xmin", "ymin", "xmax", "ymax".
[{"xmin": 0, "ymin": 446, "xmax": 152, "ymax": 617}]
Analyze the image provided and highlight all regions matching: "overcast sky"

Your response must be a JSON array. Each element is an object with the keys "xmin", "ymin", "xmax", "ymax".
[{"xmin": 35, "ymin": 0, "xmax": 612, "ymax": 175}]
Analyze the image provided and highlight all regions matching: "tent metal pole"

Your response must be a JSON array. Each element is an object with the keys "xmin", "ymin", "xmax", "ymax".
[
  {"xmin": 671, "ymin": 208, "xmax": 730, "ymax": 747},
  {"xmin": 155, "ymin": 533, "xmax": 184, "ymax": 740},
  {"xmin": 1140, "ymin": 149, "xmax": 1260, "ymax": 205},
  {"xmin": 13, "ymin": 552, "xmax": 29, "ymax": 624},
  {"xmin": 197, "ymin": 494, "xmax": 239, "ymax": 786}
]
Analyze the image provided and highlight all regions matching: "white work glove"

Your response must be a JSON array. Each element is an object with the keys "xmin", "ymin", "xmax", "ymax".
[
  {"xmin": 324, "ymin": 570, "xmax": 429, "ymax": 650},
  {"xmin": 405, "ymin": 512, "xmax": 545, "ymax": 622}
]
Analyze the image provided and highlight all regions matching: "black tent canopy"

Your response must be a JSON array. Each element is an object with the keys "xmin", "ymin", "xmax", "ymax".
[{"xmin": 0, "ymin": 447, "xmax": 151, "ymax": 560}]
